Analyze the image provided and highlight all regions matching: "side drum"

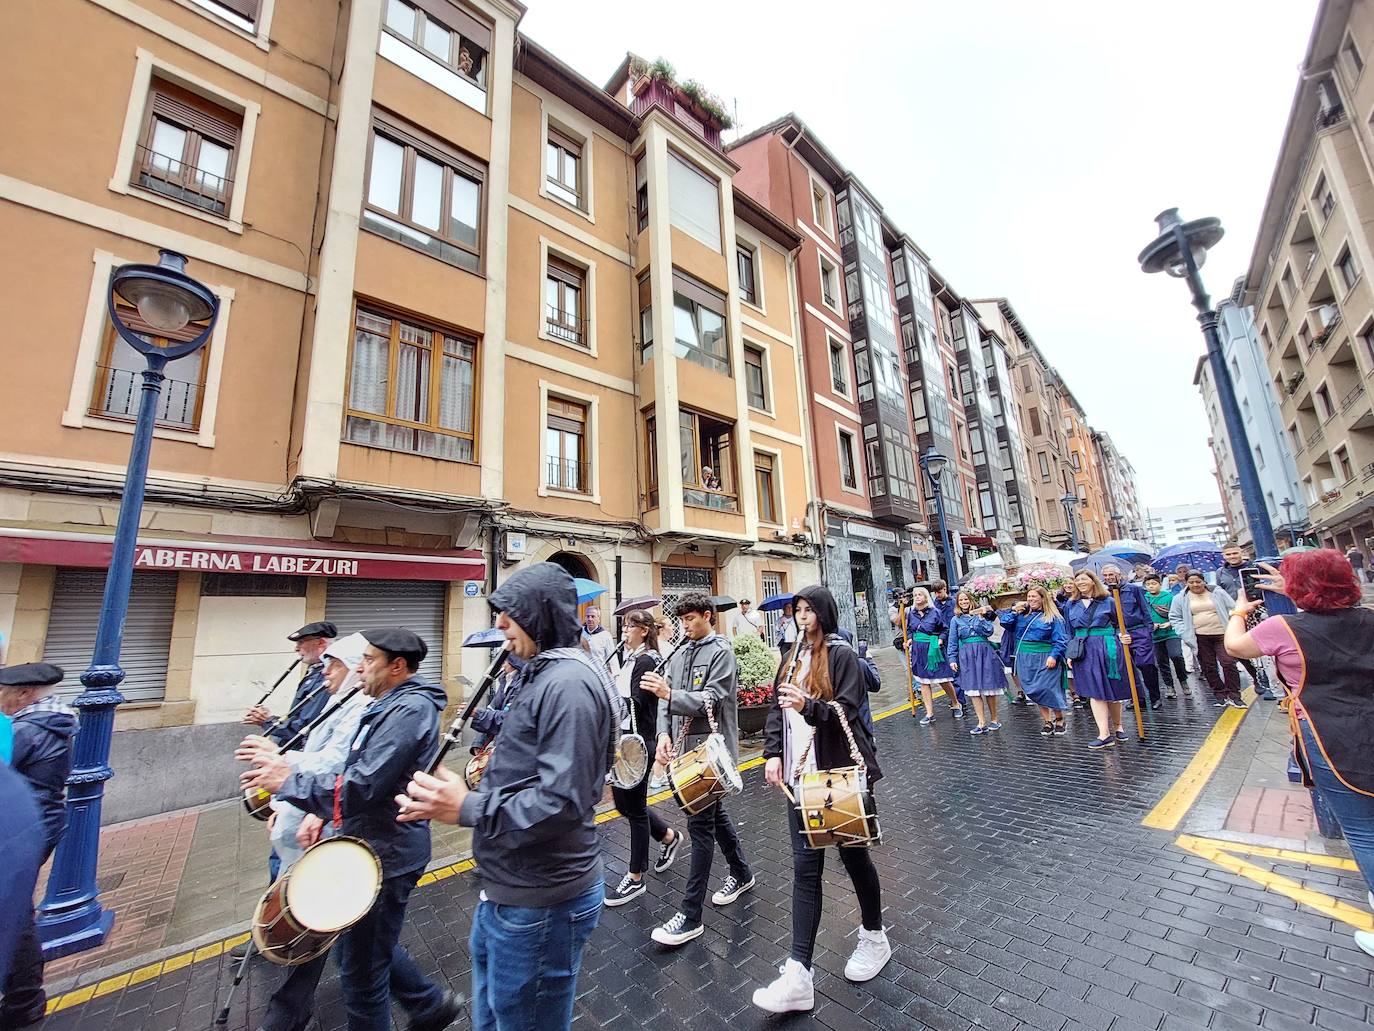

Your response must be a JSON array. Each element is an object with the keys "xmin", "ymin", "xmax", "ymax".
[
  {"xmin": 668, "ymin": 734, "xmax": 742, "ymax": 816},
  {"xmin": 795, "ymin": 767, "xmax": 879, "ymax": 849},
  {"xmin": 252, "ymin": 837, "xmax": 382, "ymax": 965},
  {"xmin": 243, "ymin": 786, "xmax": 273, "ymax": 822}
]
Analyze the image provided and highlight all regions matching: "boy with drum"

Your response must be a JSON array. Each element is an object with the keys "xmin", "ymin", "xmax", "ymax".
[{"xmin": 643, "ymin": 593, "xmax": 755, "ymax": 947}]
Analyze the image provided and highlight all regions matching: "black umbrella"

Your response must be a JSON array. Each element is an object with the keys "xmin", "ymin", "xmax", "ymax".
[
  {"xmin": 614, "ymin": 595, "xmax": 661, "ymax": 616},
  {"xmin": 710, "ymin": 595, "xmax": 738, "ymax": 613}
]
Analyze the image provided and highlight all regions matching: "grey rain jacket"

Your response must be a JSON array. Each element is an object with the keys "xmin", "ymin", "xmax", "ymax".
[
  {"xmin": 459, "ymin": 563, "xmax": 615, "ymax": 907},
  {"xmin": 656, "ymin": 629, "xmax": 741, "ymax": 763},
  {"xmin": 276, "ymin": 675, "xmax": 446, "ymax": 879}
]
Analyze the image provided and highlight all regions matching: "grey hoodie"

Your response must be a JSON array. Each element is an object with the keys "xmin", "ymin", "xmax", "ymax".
[
  {"xmin": 657, "ymin": 630, "xmax": 741, "ymax": 763},
  {"xmin": 459, "ymin": 563, "xmax": 615, "ymax": 907}
]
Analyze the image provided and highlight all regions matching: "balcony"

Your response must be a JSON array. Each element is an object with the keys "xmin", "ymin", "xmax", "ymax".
[
  {"xmin": 545, "ymin": 305, "xmax": 585, "ymax": 348},
  {"xmin": 1363, "ymin": 462, "xmax": 1374, "ymax": 481},
  {"xmin": 630, "ymin": 76, "xmax": 724, "ymax": 152},
  {"xmin": 1284, "ymin": 370, "xmax": 1306, "ymax": 396},
  {"xmin": 1306, "ymin": 425, "xmax": 1326, "ymax": 450},
  {"xmin": 1341, "ymin": 382, "xmax": 1366, "ymax": 413},
  {"xmin": 683, "ymin": 486, "xmax": 737, "ymax": 512},
  {"xmin": 134, "ymin": 143, "xmax": 233, "ymax": 217},
  {"xmin": 546, "ymin": 457, "xmax": 587, "ymax": 493},
  {"xmin": 90, "ymin": 365, "xmax": 202, "ymax": 430}
]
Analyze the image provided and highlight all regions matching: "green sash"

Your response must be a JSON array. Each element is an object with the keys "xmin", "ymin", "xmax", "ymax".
[
  {"xmin": 913, "ymin": 631, "xmax": 945, "ymax": 667},
  {"xmin": 958, "ymin": 636, "xmax": 990, "ymax": 645},
  {"xmin": 1017, "ymin": 640, "xmax": 1053, "ymax": 654},
  {"xmin": 1075, "ymin": 626, "xmax": 1121, "ymax": 679}
]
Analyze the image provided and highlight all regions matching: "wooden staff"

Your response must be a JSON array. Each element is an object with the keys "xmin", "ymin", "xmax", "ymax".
[
  {"xmin": 1110, "ymin": 588, "xmax": 1147, "ymax": 741},
  {"xmin": 899, "ymin": 600, "xmax": 917, "ymax": 716},
  {"xmin": 250, "ymin": 657, "xmax": 301, "ymax": 708},
  {"xmin": 253, "ymin": 675, "xmax": 330, "ymax": 735}
]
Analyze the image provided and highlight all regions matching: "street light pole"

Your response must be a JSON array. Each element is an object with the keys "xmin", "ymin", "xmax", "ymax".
[
  {"xmin": 920, "ymin": 446, "xmax": 959, "ymax": 587},
  {"xmin": 1060, "ymin": 493, "xmax": 1081, "ymax": 553},
  {"xmin": 37, "ymin": 252, "xmax": 218, "ymax": 958},
  {"xmin": 1111, "ymin": 511, "xmax": 1125, "ymax": 540},
  {"xmin": 1139, "ymin": 209, "xmax": 1277, "ymax": 557}
]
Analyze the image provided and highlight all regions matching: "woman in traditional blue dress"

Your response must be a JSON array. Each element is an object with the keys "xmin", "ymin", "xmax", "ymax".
[
  {"xmin": 1013, "ymin": 586, "xmax": 1070, "ymax": 736},
  {"xmin": 948, "ymin": 591, "xmax": 1004, "ymax": 735},
  {"xmin": 1065, "ymin": 570, "xmax": 1133, "ymax": 750},
  {"xmin": 997, "ymin": 602, "xmax": 1031, "ymax": 704},
  {"xmin": 906, "ymin": 588, "xmax": 963, "ymax": 726}
]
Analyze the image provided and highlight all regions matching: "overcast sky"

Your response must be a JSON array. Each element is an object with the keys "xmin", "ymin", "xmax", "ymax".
[{"xmin": 522, "ymin": 0, "xmax": 1319, "ymax": 514}]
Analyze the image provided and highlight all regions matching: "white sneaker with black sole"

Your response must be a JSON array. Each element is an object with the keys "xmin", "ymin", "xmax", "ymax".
[
  {"xmin": 751, "ymin": 958, "xmax": 814, "ymax": 1013},
  {"xmin": 651, "ymin": 911, "xmax": 703, "ymax": 946},
  {"xmin": 844, "ymin": 928, "xmax": 892, "ymax": 982},
  {"xmin": 653, "ymin": 832, "xmax": 680, "ymax": 873},
  {"xmin": 603, "ymin": 873, "xmax": 646, "ymax": 908},
  {"xmin": 711, "ymin": 874, "xmax": 755, "ymax": 906}
]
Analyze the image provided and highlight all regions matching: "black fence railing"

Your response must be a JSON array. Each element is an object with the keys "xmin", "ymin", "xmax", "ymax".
[
  {"xmin": 91, "ymin": 365, "xmax": 201, "ymax": 429},
  {"xmin": 546, "ymin": 456, "xmax": 586, "ymax": 492},
  {"xmin": 545, "ymin": 305, "xmax": 585, "ymax": 346},
  {"xmin": 134, "ymin": 144, "xmax": 232, "ymax": 216}
]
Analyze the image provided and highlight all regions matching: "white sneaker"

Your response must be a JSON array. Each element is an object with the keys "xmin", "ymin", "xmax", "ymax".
[
  {"xmin": 1355, "ymin": 930, "xmax": 1374, "ymax": 959},
  {"xmin": 751, "ymin": 958, "xmax": 814, "ymax": 1013},
  {"xmin": 711, "ymin": 874, "xmax": 755, "ymax": 906},
  {"xmin": 844, "ymin": 927, "xmax": 892, "ymax": 982}
]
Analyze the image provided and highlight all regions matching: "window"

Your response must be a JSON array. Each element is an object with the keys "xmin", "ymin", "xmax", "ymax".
[
  {"xmin": 1337, "ymin": 246, "xmax": 1360, "ymax": 291},
  {"xmin": 1255, "ymin": 444, "xmax": 1265, "ymax": 470},
  {"xmin": 1359, "ymin": 321, "xmax": 1374, "ymax": 366},
  {"xmin": 133, "ymin": 80, "xmax": 241, "ymax": 216},
  {"xmin": 90, "ymin": 302, "xmax": 207, "ymax": 430},
  {"xmin": 546, "ymin": 397, "xmax": 587, "ymax": 492},
  {"xmin": 1028, "ymin": 406, "xmax": 1042, "ymax": 436},
  {"xmin": 1021, "ymin": 364, "xmax": 1034, "ymax": 391},
  {"xmin": 955, "ymin": 418, "xmax": 969, "ymax": 460},
  {"xmin": 544, "ymin": 256, "xmax": 585, "ymax": 347},
  {"xmin": 1281, "ymin": 265, "xmax": 1296, "ymax": 303},
  {"xmin": 680, "ymin": 409, "xmax": 737, "ymax": 510},
  {"xmin": 1037, "ymin": 451, "xmax": 1051, "ymax": 482},
  {"xmin": 948, "ymin": 363, "xmax": 960, "ymax": 403},
  {"xmin": 829, "ymin": 336, "xmax": 849, "ymax": 394},
  {"xmin": 1335, "ymin": 444, "xmax": 1354, "ymax": 481},
  {"xmin": 744, "ymin": 346, "xmax": 768, "ymax": 409},
  {"xmin": 383, "ymin": 0, "xmax": 489, "ymax": 90},
  {"xmin": 812, "ymin": 180, "xmax": 831, "ymax": 235},
  {"xmin": 737, "ymin": 245, "xmax": 758, "ymax": 307},
  {"xmin": 819, "ymin": 256, "xmax": 840, "ymax": 309},
  {"xmin": 644, "ymin": 413, "xmax": 658, "ymax": 506},
  {"xmin": 635, "ymin": 154, "xmax": 648, "ymax": 232},
  {"xmin": 667, "ymin": 152, "xmax": 721, "ymax": 251},
  {"xmin": 345, "ymin": 304, "xmax": 478, "ymax": 461},
  {"xmin": 1313, "ymin": 173, "xmax": 1336, "ymax": 221},
  {"xmin": 837, "ymin": 429, "xmax": 858, "ymax": 490},
  {"xmin": 638, "ymin": 273, "xmax": 653, "ymax": 362},
  {"xmin": 545, "ymin": 126, "xmax": 582, "ymax": 208},
  {"xmin": 195, "ymin": 0, "xmax": 260, "ymax": 26},
  {"xmin": 364, "ymin": 114, "xmax": 484, "ymax": 271},
  {"xmin": 1070, "ymin": 450, "xmax": 1082, "ymax": 471},
  {"xmin": 754, "ymin": 451, "xmax": 779, "ymax": 524},
  {"xmin": 1317, "ymin": 382, "xmax": 1335, "ymax": 420},
  {"xmin": 1343, "ymin": 31, "xmax": 1364, "ymax": 78},
  {"xmin": 672, "ymin": 271, "xmax": 729, "ymax": 375}
]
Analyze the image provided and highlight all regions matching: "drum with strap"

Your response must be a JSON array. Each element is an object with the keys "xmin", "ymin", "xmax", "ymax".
[
  {"xmin": 789, "ymin": 700, "xmax": 881, "ymax": 849},
  {"xmin": 251, "ymin": 837, "xmax": 381, "ymax": 965},
  {"xmin": 667, "ymin": 698, "xmax": 742, "ymax": 814}
]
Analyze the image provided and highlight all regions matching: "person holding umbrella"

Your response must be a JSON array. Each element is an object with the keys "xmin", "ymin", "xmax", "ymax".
[{"xmin": 1066, "ymin": 571, "xmax": 1133, "ymax": 749}]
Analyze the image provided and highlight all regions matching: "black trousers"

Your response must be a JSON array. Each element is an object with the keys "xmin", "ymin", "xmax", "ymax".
[
  {"xmin": 787, "ymin": 798, "xmax": 883, "ymax": 968},
  {"xmin": 1, "ymin": 845, "xmax": 55, "ymax": 1023},
  {"xmin": 611, "ymin": 775, "xmax": 671, "ymax": 876},
  {"xmin": 1195, "ymin": 634, "xmax": 1242, "ymax": 702},
  {"xmin": 681, "ymin": 800, "xmax": 751, "ymax": 924},
  {"xmin": 1153, "ymin": 640, "xmax": 1188, "ymax": 686}
]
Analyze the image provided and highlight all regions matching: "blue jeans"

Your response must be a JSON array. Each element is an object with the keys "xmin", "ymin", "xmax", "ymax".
[
  {"xmin": 469, "ymin": 882, "xmax": 603, "ymax": 1031},
  {"xmin": 1301, "ymin": 721, "xmax": 1374, "ymax": 894}
]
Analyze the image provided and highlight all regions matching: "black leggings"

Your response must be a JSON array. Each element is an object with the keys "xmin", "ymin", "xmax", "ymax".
[
  {"xmin": 787, "ymin": 794, "xmax": 883, "ymax": 967},
  {"xmin": 611, "ymin": 775, "xmax": 671, "ymax": 876}
]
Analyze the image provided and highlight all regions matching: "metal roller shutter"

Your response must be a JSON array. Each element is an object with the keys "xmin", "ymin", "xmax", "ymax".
[
  {"xmin": 324, "ymin": 579, "xmax": 446, "ymax": 685},
  {"xmin": 42, "ymin": 569, "xmax": 178, "ymax": 703}
]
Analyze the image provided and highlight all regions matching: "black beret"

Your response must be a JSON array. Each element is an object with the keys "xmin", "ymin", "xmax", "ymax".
[
  {"xmin": 288, "ymin": 621, "xmax": 338, "ymax": 642},
  {"xmin": 0, "ymin": 662, "xmax": 65, "ymax": 688},
  {"xmin": 361, "ymin": 627, "xmax": 428, "ymax": 664}
]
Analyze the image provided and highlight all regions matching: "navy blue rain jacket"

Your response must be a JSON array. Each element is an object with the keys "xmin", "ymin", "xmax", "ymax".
[{"xmin": 11, "ymin": 703, "xmax": 78, "ymax": 855}]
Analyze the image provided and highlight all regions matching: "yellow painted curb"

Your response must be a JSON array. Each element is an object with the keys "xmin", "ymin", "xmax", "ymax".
[
  {"xmin": 1142, "ymin": 705, "xmax": 1249, "ymax": 830},
  {"xmin": 1178, "ymin": 834, "xmax": 1361, "ymax": 872}
]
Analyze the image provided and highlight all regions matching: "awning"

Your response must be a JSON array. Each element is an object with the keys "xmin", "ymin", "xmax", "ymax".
[{"xmin": 0, "ymin": 527, "xmax": 485, "ymax": 582}]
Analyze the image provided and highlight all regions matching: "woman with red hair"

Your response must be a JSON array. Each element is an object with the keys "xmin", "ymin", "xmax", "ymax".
[{"xmin": 1226, "ymin": 548, "xmax": 1374, "ymax": 959}]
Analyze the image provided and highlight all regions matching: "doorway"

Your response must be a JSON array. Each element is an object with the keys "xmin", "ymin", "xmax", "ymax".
[{"xmin": 849, "ymin": 551, "xmax": 874, "ymax": 643}]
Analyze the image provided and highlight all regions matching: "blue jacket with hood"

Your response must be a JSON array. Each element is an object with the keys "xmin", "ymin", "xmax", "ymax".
[
  {"xmin": 276, "ymin": 670, "xmax": 447, "ymax": 880},
  {"xmin": 459, "ymin": 563, "xmax": 615, "ymax": 907},
  {"xmin": 11, "ymin": 698, "xmax": 78, "ymax": 856}
]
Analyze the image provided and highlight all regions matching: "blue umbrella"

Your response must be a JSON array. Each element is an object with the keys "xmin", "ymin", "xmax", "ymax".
[
  {"xmin": 573, "ymin": 578, "xmax": 607, "ymax": 604},
  {"xmin": 1071, "ymin": 549, "xmax": 1138, "ymax": 579},
  {"xmin": 1100, "ymin": 539, "xmax": 1153, "ymax": 565},
  {"xmin": 758, "ymin": 592, "xmax": 794, "ymax": 612},
  {"xmin": 1152, "ymin": 540, "xmax": 1225, "ymax": 573},
  {"xmin": 462, "ymin": 628, "xmax": 507, "ymax": 648}
]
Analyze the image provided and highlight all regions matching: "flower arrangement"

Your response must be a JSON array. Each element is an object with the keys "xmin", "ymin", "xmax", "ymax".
[
  {"xmin": 628, "ymin": 55, "xmax": 734, "ymax": 129},
  {"xmin": 733, "ymin": 632, "xmax": 778, "ymax": 704},
  {"xmin": 965, "ymin": 572, "xmax": 1003, "ymax": 601},
  {"xmin": 967, "ymin": 562, "xmax": 1072, "ymax": 603}
]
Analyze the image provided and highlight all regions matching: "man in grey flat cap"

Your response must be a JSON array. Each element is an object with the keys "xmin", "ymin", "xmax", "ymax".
[
  {"xmin": 245, "ymin": 621, "xmax": 337, "ymax": 747},
  {"xmin": 0, "ymin": 663, "xmax": 76, "ymax": 1030}
]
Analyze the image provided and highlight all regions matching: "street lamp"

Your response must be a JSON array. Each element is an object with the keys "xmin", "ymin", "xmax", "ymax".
[
  {"xmin": 1139, "ymin": 209, "xmax": 1277, "ymax": 556},
  {"xmin": 37, "ymin": 251, "xmax": 218, "ymax": 958},
  {"xmin": 920, "ymin": 446, "xmax": 958, "ymax": 587},
  {"xmin": 1060, "ymin": 492, "xmax": 1081, "ymax": 553}
]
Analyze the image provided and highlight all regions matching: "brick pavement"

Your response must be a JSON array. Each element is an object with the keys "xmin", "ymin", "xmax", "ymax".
[{"xmin": 36, "ymin": 666, "xmax": 1374, "ymax": 1031}]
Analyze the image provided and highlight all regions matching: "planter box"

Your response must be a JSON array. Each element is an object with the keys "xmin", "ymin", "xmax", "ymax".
[
  {"xmin": 738, "ymin": 703, "xmax": 770, "ymax": 736},
  {"xmin": 991, "ymin": 591, "xmax": 1027, "ymax": 610}
]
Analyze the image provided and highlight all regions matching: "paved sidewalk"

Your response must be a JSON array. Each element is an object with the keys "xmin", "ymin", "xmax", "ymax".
[{"xmin": 36, "ymin": 650, "xmax": 1374, "ymax": 1030}]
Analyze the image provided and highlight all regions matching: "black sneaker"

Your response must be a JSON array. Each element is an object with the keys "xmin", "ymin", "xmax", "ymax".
[
  {"xmin": 1040, "ymin": 721, "xmax": 1054, "ymax": 736},
  {"xmin": 227, "ymin": 939, "xmax": 253, "ymax": 961},
  {"xmin": 1150, "ymin": 700, "xmax": 1163, "ymax": 711},
  {"xmin": 1053, "ymin": 719, "xmax": 1067, "ymax": 736},
  {"xmin": 603, "ymin": 873, "xmax": 646, "ymax": 908},
  {"xmin": 1212, "ymin": 700, "xmax": 1227, "ymax": 708},
  {"xmin": 653, "ymin": 831, "xmax": 680, "ymax": 873},
  {"xmin": 1114, "ymin": 729, "xmax": 1128, "ymax": 742},
  {"xmin": 1012, "ymin": 694, "xmax": 1026, "ymax": 705},
  {"xmin": 651, "ymin": 911, "xmax": 704, "ymax": 946},
  {"xmin": 711, "ymin": 874, "xmax": 756, "ymax": 906},
  {"xmin": 408, "ymin": 990, "xmax": 465, "ymax": 1031}
]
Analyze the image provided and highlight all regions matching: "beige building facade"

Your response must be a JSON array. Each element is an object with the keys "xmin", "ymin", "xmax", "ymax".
[{"xmin": 0, "ymin": 0, "xmax": 815, "ymax": 818}]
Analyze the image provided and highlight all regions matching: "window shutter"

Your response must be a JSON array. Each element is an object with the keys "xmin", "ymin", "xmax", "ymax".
[
  {"xmin": 410, "ymin": 0, "xmax": 492, "ymax": 48},
  {"xmin": 547, "ymin": 126, "xmax": 582, "ymax": 157},
  {"xmin": 150, "ymin": 80, "xmax": 240, "ymax": 144},
  {"xmin": 547, "ymin": 398, "xmax": 586, "ymax": 434},
  {"xmin": 547, "ymin": 256, "xmax": 584, "ymax": 288},
  {"xmin": 211, "ymin": 0, "xmax": 260, "ymax": 21},
  {"xmin": 671, "ymin": 269, "xmax": 725, "ymax": 314}
]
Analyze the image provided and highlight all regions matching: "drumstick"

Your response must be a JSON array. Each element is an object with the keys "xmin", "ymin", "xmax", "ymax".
[
  {"xmin": 426, "ymin": 643, "xmax": 511, "ymax": 775},
  {"xmin": 250, "ymin": 658, "xmax": 301, "ymax": 708}
]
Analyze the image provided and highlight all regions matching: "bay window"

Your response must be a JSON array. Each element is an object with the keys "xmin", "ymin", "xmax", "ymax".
[{"xmin": 673, "ymin": 271, "xmax": 729, "ymax": 375}]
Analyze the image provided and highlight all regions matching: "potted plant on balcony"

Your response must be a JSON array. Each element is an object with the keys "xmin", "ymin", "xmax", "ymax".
[
  {"xmin": 627, "ymin": 55, "xmax": 734, "ymax": 130},
  {"xmin": 733, "ymin": 632, "xmax": 778, "ymax": 736}
]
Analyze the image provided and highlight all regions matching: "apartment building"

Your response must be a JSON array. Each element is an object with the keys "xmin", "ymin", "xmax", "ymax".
[
  {"xmin": 1092, "ymin": 431, "xmax": 1145, "ymax": 541},
  {"xmin": 1146, "ymin": 503, "xmax": 1230, "ymax": 548},
  {"xmin": 1242, "ymin": 0, "xmax": 1374, "ymax": 562},
  {"xmin": 1060, "ymin": 389, "xmax": 1110, "ymax": 550},
  {"xmin": 0, "ymin": 0, "xmax": 817, "ymax": 817},
  {"xmin": 971, "ymin": 300, "xmax": 1040, "ymax": 546}
]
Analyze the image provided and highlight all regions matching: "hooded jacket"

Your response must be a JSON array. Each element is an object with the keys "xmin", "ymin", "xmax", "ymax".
[
  {"xmin": 11, "ymin": 696, "xmax": 78, "ymax": 855},
  {"xmin": 765, "ymin": 585, "xmax": 881, "ymax": 783},
  {"xmin": 656, "ymin": 625, "xmax": 741, "ymax": 764},
  {"xmin": 276, "ymin": 675, "xmax": 447, "ymax": 879},
  {"xmin": 459, "ymin": 563, "xmax": 615, "ymax": 907}
]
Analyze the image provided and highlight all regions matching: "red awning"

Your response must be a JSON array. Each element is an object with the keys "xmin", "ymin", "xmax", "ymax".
[
  {"xmin": 0, "ymin": 528, "xmax": 485, "ymax": 582},
  {"xmin": 960, "ymin": 534, "xmax": 995, "ymax": 547}
]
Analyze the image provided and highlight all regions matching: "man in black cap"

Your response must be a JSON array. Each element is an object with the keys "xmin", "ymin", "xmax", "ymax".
[
  {"xmin": 242, "ymin": 627, "xmax": 460, "ymax": 1031},
  {"xmin": 397, "ymin": 563, "xmax": 616, "ymax": 1031},
  {"xmin": 0, "ymin": 663, "xmax": 77, "ymax": 1030},
  {"xmin": 245, "ymin": 621, "xmax": 337, "ymax": 748}
]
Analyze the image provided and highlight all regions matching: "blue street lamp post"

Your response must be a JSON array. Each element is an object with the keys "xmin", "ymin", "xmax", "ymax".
[
  {"xmin": 920, "ymin": 446, "xmax": 959, "ymax": 587},
  {"xmin": 37, "ymin": 251, "xmax": 218, "ymax": 958},
  {"xmin": 1139, "ymin": 209, "xmax": 1277, "ymax": 558},
  {"xmin": 1061, "ymin": 493, "xmax": 1081, "ymax": 553}
]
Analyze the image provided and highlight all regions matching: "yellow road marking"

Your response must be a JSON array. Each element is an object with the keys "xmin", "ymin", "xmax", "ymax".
[
  {"xmin": 1176, "ymin": 833, "xmax": 1373, "ymax": 931},
  {"xmin": 1142, "ymin": 704, "xmax": 1249, "ymax": 830},
  {"xmin": 45, "ymin": 691, "xmax": 925, "ymax": 1014},
  {"xmin": 1178, "ymin": 834, "xmax": 1361, "ymax": 872}
]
